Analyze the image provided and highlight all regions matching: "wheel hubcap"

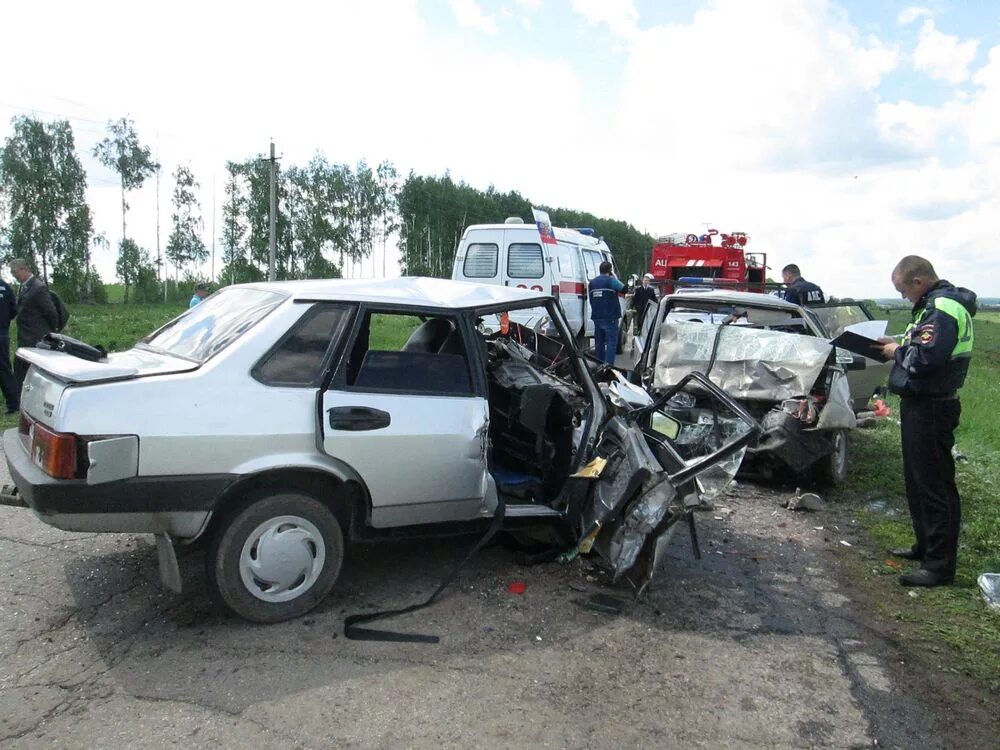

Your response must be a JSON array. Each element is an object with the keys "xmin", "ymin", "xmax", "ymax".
[{"xmin": 239, "ymin": 515, "xmax": 326, "ymax": 602}]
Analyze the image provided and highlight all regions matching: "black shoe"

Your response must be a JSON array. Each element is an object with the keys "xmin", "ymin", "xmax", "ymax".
[
  {"xmin": 889, "ymin": 547, "xmax": 923, "ymax": 561},
  {"xmin": 899, "ymin": 569, "xmax": 954, "ymax": 587}
]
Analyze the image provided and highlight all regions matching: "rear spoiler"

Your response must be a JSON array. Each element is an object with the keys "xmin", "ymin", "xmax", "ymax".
[{"xmin": 16, "ymin": 347, "xmax": 198, "ymax": 384}]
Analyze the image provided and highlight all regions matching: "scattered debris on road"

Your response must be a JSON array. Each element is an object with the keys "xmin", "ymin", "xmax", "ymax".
[
  {"xmin": 782, "ymin": 488, "xmax": 826, "ymax": 512},
  {"xmin": 979, "ymin": 573, "xmax": 1000, "ymax": 612}
]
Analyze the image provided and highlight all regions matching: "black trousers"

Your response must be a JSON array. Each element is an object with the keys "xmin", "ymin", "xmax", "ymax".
[
  {"xmin": 0, "ymin": 333, "xmax": 19, "ymax": 412},
  {"xmin": 900, "ymin": 397, "xmax": 962, "ymax": 576}
]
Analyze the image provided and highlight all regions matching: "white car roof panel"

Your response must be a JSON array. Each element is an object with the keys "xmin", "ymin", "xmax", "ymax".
[
  {"xmin": 666, "ymin": 290, "xmax": 803, "ymax": 310},
  {"xmin": 237, "ymin": 276, "xmax": 550, "ymax": 309}
]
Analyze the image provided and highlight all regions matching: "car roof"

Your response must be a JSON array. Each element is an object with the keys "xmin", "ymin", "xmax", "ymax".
[
  {"xmin": 236, "ymin": 276, "xmax": 551, "ymax": 309},
  {"xmin": 463, "ymin": 223, "xmax": 608, "ymax": 248},
  {"xmin": 666, "ymin": 289, "xmax": 803, "ymax": 311}
]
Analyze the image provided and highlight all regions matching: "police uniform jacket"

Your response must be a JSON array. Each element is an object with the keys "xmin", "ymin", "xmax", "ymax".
[
  {"xmin": 632, "ymin": 284, "xmax": 658, "ymax": 314},
  {"xmin": 888, "ymin": 280, "xmax": 976, "ymax": 398},
  {"xmin": 783, "ymin": 278, "xmax": 825, "ymax": 306}
]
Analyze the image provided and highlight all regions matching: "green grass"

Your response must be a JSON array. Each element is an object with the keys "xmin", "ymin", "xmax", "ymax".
[
  {"xmin": 834, "ymin": 307, "xmax": 1000, "ymax": 690},
  {"xmin": 369, "ymin": 313, "xmax": 423, "ymax": 350}
]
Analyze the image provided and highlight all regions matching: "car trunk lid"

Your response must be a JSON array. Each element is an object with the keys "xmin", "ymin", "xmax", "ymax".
[{"xmin": 17, "ymin": 347, "xmax": 198, "ymax": 385}]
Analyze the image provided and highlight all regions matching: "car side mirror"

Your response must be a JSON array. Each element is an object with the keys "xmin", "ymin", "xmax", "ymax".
[{"xmin": 847, "ymin": 355, "xmax": 867, "ymax": 371}]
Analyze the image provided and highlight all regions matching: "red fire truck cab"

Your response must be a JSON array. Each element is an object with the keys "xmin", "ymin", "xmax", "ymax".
[{"xmin": 649, "ymin": 230, "xmax": 768, "ymax": 293}]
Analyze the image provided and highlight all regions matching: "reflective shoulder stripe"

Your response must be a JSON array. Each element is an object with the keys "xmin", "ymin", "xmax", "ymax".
[{"xmin": 933, "ymin": 297, "xmax": 975, "ymax": 356}]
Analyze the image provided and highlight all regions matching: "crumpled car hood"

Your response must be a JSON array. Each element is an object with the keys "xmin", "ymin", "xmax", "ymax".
[{"xmin": 653, "ymin": 322, "xmax": 831, "ymax": 401}]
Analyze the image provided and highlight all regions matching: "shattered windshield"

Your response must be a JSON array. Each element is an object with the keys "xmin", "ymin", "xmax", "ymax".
[
  {"xmin": 140, "ymin": 288, "xmax": 286, "ymax": 362},
  {"xmin": 810, "ymin": 304, "xmax": 878, "ymax": 339}
]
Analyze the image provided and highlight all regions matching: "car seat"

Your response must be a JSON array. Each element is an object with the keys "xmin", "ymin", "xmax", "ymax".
[{"xmin": 401, "ymin": 318, "xmax": 454, "ymax": 353}]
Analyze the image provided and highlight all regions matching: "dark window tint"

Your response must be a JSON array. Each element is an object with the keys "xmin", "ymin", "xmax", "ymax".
[
  {"xmin": 255, "ymin": 304, "xmax": 353, "ymax": 386},
  {"xmin": 463, "ymin": 243, "xmax": 499, "ymax": 278},
  {"xmin": 507, "ymin": 243, "xmax": 544, "ymax": 278}
]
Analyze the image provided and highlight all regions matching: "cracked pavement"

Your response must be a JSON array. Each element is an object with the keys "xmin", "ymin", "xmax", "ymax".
[{"xmin": 1, "ymin": 453, "xmax": 996, "ymax": 749}]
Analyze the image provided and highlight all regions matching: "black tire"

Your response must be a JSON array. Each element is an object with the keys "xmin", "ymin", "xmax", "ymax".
[
  {"xmin": 208, "ymin": 491, "xmax": 344, "ymax": 623},
  {"xmin": 813, "ymin": 429, "xmax": 848, "ymax": 486}
]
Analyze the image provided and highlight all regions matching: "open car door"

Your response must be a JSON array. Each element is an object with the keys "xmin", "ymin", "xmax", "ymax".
[{"xmin": 807, "ymin": 302, "xmax": 891, "ymax": 411}]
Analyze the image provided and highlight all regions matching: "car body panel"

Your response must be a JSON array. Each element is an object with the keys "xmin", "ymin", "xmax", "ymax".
[
  {"xmin": 629, "ymin": 290, "xmax": 864, "ymax": 477},
  {"xmin": 4, "ymin": 277, "xmax": 757, "ymax": 601}
]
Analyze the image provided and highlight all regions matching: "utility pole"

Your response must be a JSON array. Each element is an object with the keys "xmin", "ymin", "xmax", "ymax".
[
  {"xmin": 211, "ymin": 173, "xmax": 216, "ymax": 282},
  {"xmin": 157, "ymin": 163, "xmax": 166, "ymax": 302},
  {"xmin": 267, "ymin": 141, "xmax": 278, "ymax": 281}
]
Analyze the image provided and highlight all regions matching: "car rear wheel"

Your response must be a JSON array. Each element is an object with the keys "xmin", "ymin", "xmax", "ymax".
[
  {"xmin": 208, "ymin": 492, "xmax": 344, "ymax": 623},
  {"xmin": 813, "ymin": 429, "xmax": 848, "ymax": 486}
]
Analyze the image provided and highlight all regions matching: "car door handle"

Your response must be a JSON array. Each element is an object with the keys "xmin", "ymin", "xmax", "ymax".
[{"xmin": 328, "ymin": 406, "xmax": 391, "ymax": 431}]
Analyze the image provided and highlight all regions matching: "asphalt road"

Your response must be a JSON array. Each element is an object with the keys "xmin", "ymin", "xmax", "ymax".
[{"xmin": 0, "ymin": 453, "xmax": 994, "ymax": 749}]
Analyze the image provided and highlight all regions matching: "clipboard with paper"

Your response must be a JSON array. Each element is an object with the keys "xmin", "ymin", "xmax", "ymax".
[{"xmin": 829, "ymin": 319, "xmax": 892, "ymax": 363}]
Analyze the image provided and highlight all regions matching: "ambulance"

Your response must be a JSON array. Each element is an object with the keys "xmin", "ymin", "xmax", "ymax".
[{"xmin": 451, "ymin": 215, "xmax": 623, "ymax": 344}]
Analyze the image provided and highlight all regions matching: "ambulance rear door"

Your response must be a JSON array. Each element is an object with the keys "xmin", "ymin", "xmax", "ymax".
[
  {"xmin": 550, "ymin": 242, "xmax": 587, "ymax": 340},
  {"xmin": 501, "ymin": 228, "xmax": 547, "ymax": 295},
  {"xmin": 453, "ymin": 227, "xmax": 504, "ymax": 285},
  {"xmin": 580, "ymin": 246, "xmax": 604, "ymax": 339}
]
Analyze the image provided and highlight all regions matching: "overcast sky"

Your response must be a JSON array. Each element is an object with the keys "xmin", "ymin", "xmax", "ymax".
[{"xmin": 1, "ymin": 0, "xmax": 998, "ymax": 298}]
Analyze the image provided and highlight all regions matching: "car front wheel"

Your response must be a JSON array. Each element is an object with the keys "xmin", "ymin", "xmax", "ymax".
[
  {"xmin": 813, "ymin": 429, "xmax": 848, "ymax": 486},
  {"xmin": 209, "ymin": 492, "xmax": 344, "ymax": 623}
]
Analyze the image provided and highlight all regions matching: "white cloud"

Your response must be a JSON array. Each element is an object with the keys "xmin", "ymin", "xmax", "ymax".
[
  {"xmin": 897, "ymin": 6, "xmax": 932, "ymax": 26},
  {"xmin": 3, "ymin": 0, "xmax": 1000, "ymax": 298},
  {"xmin": 448, "ymin": 0, "xmax": 498, "ymax": 35},
  {"xmin": 913, "ymin": 19, "xmax": 979, "ymax": 83},
  {"xmin": 572, "ymin": 0, "xmax": 639, "ymax": 40},
  {"xmin": 967, "ymin": 45, "xmax": 1000, "ymax": 149},
  {"xmin": 610, "ymin": 0, "xmax": 898, "ymax": 174},
  {"xmin": 513, "ymin": 0, "xmax": 541, "ymax": 9}
]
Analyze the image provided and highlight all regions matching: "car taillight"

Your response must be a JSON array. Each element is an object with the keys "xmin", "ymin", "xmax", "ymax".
[
  {"xmin": 551, "ymin": 284, "xmax": 560, "ymax": 300},
  {"xmin": 29, "ymin": 421, "xmax": 79, "ymax": 479},
  {"xmin": 18, "ymin": 413, "xmax": 30, "ymax": 435}
]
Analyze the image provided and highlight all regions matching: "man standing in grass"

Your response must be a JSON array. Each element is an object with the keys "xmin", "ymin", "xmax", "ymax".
[
  {"xmin": 0, "ymin": 271, "xmax": 19, "ymax": 413},
  {"xmin": 9, "ymin": 259, "xmax": 58, "ymax": 393},
  {"xmin": 878, "ymin": 256, "xmax": 976, "ymax": 587},
  {"xmin": 189, "ymin": 284, "xmax": 210, "ymax": 308}
]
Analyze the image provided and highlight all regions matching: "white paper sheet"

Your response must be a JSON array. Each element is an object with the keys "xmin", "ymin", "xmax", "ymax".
[{"xmin": 840, "ymin": 319, "xmax": 888, "ymax": 341}]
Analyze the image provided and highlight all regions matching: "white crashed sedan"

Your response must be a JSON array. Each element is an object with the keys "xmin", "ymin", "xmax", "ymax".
[{"xmin": 3, "ymin": 278, "xmax": 755, "ymax": 623}]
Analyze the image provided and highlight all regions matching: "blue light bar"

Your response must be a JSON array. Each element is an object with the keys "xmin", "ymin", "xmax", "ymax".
[
  {"xmin": 677, "ymin": 277, "xmax": 738, "ymax": 285},
  {"xmin": 574, "ymin": 227, "xmax": 595, "ymax": 236}
]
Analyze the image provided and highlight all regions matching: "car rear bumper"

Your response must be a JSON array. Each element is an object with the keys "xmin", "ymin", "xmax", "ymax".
[{"xmin": 3, "ymin": 427, "xmax": 235, "ymax": 520}]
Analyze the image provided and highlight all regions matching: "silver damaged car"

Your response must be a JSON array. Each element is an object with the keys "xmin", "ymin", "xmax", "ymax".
[{"xmin": 3, "ymin": 278, "xmax": 755, "ymax": 623}]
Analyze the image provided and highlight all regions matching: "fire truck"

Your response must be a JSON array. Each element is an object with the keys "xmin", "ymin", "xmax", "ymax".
[{"xmin": 648, "ymin": 230, "xmax": 769, "ymax": 293}]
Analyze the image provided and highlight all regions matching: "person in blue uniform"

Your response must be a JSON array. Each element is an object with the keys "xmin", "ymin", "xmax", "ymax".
[
  {"xmin": 781, "ymin": 264, "xmax": 825, "ymax": 306},
  {"xmin": 588, "ymin": 261, "xmax": 624, "ymax": 365}
]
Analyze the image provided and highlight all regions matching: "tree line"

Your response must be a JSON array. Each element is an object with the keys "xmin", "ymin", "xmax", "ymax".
[{"xmin": 0, "ymin": 115, "xmax": 654, "ymax": 303}]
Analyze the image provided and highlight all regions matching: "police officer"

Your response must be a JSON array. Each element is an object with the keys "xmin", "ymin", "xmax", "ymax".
[
  {"xmin": 0, "ymin": 271, "xmax": 19, "ymax": 413},
  {"xmin": 588, "ymin": 261, "xmax": 624, "ymax": 365},
  {"xmin": 878, "ymin": 255, "xmax": 975, "ymax": 587},
  {"xmin": 781, "ymin": 264, "xmax": 825, "ymax": 306}
]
